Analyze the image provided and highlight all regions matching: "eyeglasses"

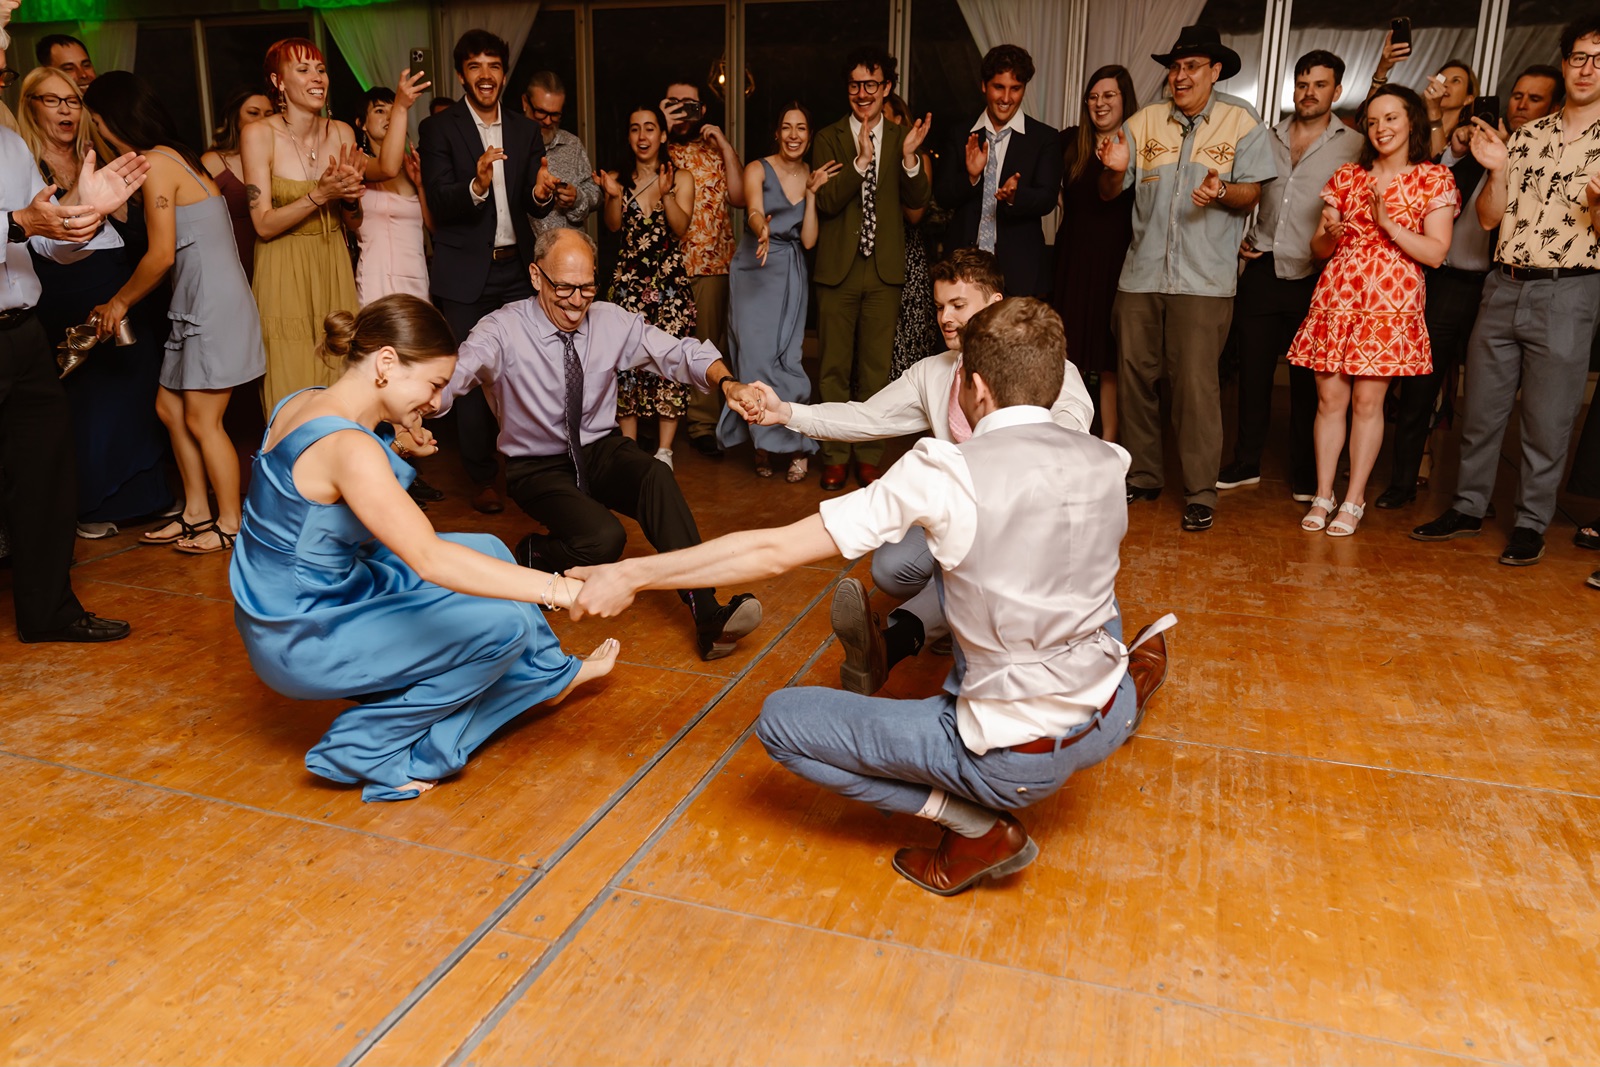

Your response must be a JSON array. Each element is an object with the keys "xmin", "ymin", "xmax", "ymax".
[
  {"xmin": 30, "ymin": 93, "xmax": 83, "ymax": 110},
  {"xmin": 528, "ymin": 105, "xmax": 562, "ymax": 121},
  {"xmin": 0, "ymin": 69, "xmax": 17, "ymax": 89},
  {"xmin": 1167, "ymin": 59, "xmax": 1215, "ymax": 76},
  {"xmin": 536, "ymin": 264, "xmax": 598, "ymax": 300},
  {"xmin": 1566, "ymin": 50, "xmax": 1600, "ymax": 69},
  {"xmin": 847, "ymin": 79, "xmax": 885, "ymax": 96}
]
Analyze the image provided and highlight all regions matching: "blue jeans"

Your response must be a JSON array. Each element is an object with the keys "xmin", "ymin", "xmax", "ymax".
[
  {"xmin": 870, "ymin": 526, "xmax": 946, "ymax": 641},
  {"xmin": 756, "ymin": 611, "xmax": 1136, "ymax": 816}
]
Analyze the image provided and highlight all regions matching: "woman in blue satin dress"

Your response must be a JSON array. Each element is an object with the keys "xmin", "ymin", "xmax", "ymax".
[
  {"xmin": 716, "ymin": 103, "xmax": 839, "ymax": 481},
  {"xmin": 229, "ymin": 295, "xmax": 618, "ymax": 801}
]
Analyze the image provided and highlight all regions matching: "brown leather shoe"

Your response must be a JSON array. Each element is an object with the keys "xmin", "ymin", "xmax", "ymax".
[
  {"xmin": 1123, "ymin": 623, "xmax": 1169, "ymax": 743},
  {"xmin": 856, "ymin": 462, "xmax": 882, "ymax": 486},
  {"xmin": 472, "ymin": 485, "xmax": 505, "ymax": 514},
  {"xmin": 892, "ymin": 811, "xmax": 1039, "ymax": 896},
  {"xmin": 820, "ymin": 464, "xmax": 849, "ymax": 491},
  {"xmin": 831, "ymin": 577, "xmax": 886, "ymax": 694}
]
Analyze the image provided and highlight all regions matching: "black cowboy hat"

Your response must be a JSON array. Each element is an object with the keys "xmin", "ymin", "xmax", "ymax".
[{"xmin": 1151, "ymin": 25, "xmax": 1242, "ymax": 80}]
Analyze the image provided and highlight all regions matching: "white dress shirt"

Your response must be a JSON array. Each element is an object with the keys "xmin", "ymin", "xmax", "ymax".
[
  {"xmin": 967, "ymin": 108, "xmax": 1027, "ymax": 180},
  {"xmin": 786, "ymin": 348, "xmax": 1093, "ymax": 443},
  {"xmin": 0, "ymin": 128, "xmax": 124, "ymax": 310},
  {"xmin": 819, "ymin": 405, "xmax": 1134, "ymax": 754},
  {"xmin": 847, "ymin": 114, "xmax": 921, "ymax": 184},
  {"xmin": 466, "ymin": 103, "xmax": 516, "ymax": 249}
]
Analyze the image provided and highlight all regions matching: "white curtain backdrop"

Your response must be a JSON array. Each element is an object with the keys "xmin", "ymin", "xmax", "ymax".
[
  {"xmin": 1495, "ymin": 24, "xmax": 1566, "ymax": 96},
  {"xmin": 1276, "ymin": 27, "xmax": 1477, "ymax": 116},
  {"xmin": 954, "ymin": 0, "xmax": 1073, "ymax": 128},
  {"xmin": 436, "ymin": 1, "xmax": 541, "ymax": 88},
  {"xmin": 323, "ymin": 1, "xmax": 433, "ymax": 141},
  {"xmin": 75, "ymin": 20, "xmax": 136, "ymax": 75},
  {"xmin": 1085, "ymin": 0, "xmax": 1208, "ymax": 110}
]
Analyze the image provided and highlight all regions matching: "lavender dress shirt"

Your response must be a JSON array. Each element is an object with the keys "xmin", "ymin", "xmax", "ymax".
[{"xmin": 438, "ymin": 297, "xmax": 721, "ymax": 458}]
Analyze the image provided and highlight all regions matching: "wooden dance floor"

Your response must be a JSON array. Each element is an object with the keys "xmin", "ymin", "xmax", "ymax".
[{"xmin": 3, "ymin": 405, "xmax": 1597, "ymax": 1065}]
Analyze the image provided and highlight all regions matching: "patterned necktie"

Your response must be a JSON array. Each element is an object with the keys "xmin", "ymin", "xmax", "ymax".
[
  {"xmin": 977, "ymin": 127, "xmax": 1010, "ymax": 253},
  {"xmin": 858, "ymin": 130, "xmax": 877, "ymax": 257},
  {"xmin": 558, "ymin": 329, "xmax": 587, "ymax": 493}
]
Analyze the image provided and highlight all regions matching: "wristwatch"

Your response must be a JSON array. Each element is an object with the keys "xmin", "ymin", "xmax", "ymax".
[
  {"xmin": 716, "ymin": 374, "xmax": 740, "ymax": 395},
  {"xmin": 1216, "ymin": 178, "xmax": 1229, "ymax": 200},
  {"xmin": 7, "ymin": 216, "xmax": 25, "ymax": 243}
]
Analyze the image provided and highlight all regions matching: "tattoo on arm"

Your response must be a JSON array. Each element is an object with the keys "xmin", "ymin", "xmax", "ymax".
[
  {"xmin": 246, "ymin": 184, "xmax": 261, "ymax": 206},
  {"xmin": 154, "ymin": 195, "xmax": 170, "ymax": 210}
]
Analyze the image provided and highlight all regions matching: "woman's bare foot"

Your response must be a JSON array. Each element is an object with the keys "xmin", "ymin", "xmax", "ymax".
[
  {"xmin": 546, "ymin": 638, "xmax": 621, "ymax": 705},
  {"xmin": 397, "ymin": 779, "xmax": 436, "ymax": 795}
]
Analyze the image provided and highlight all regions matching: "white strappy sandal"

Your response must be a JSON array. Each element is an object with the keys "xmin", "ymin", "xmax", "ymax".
[
  {"xmin": 1326, "ymin": 500, "xmax": 1365, "ymax": 537},
  {"xmin": 1301, "ymin": 496, "xmax": 1337, "ymax": 532}
]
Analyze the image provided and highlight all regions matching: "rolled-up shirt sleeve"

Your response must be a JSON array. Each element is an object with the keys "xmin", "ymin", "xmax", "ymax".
[
  {"xmin": 618, "ymin": 312, "xmax": 720, "ymax": 392},
  {"xmin": 818, "ymin": 439, "xmax": 977, "ymax": 567}
]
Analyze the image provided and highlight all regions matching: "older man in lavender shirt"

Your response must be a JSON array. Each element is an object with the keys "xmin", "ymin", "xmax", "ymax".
[{"xmin": 437, "ymin": 227, "xmax": 766, "ymax": 660}]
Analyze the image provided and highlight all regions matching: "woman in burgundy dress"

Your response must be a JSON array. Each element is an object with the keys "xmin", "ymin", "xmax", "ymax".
[
  {"xmin": 1051, "ymin": 64, "xmax": 1137, "ymax": 442},
  {"xmin": 200, "ymin": 85, "xmax": 276, "ymax": 282}
]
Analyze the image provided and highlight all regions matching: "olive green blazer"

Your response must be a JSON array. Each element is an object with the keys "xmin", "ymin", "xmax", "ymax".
[{"xmin": 810, "ymin": 115, "xmax": 932, "ymax": 287}]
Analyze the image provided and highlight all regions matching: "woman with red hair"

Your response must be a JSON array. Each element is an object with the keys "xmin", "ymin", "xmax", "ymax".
[{"xmin": 244, "ymin": 38, "xmax": 428, "ymax": 409}]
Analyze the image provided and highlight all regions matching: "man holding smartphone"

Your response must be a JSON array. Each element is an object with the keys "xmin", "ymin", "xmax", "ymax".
[
  {"xmin": 661, "ymin": 79, "xmax": 747, "ymax": 458},
  {"xmin": 523, "ymin": 70, "xmax": 600, "ymax": 237}
]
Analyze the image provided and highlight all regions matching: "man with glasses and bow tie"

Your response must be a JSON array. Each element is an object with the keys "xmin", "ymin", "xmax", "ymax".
[
  {"xmin": 936, "ymin": 45, "xmax": 1061, "ymax": 299},
  {"xmin": 433, "ymin": 228, "xmax": 767, "ymax": 661},
  {"xmin": 811, "ymin": 45, "xmax": 932, "ymax": 492}
]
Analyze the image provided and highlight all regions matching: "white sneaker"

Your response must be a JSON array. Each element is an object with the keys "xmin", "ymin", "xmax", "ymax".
[
  {"xmin": 76, "ymin": 521, "xmax": 119, "ymax": 540},
  {"xmin": 654, "ymin": 447, "xmax": 674, "ymax": 470}
]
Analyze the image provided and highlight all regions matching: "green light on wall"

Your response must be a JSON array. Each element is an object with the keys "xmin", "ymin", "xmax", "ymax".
[{"xmin": 14, "ymin": 0, "xmax": 108, "ymax": 21}]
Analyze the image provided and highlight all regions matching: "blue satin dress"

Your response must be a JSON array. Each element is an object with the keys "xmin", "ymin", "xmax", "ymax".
[{"xmin": 229, "ymin": 391, "xmax": 581, "ymax": 801}]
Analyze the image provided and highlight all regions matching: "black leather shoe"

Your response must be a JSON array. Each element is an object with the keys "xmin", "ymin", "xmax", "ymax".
[
  {"xmin": 831, "ymin": 577, "xmax": 886, "ymax": 695},
  {"xmin": 19, "ymin": 612, "xmax": 131, "ymax": 644},
  {"xmin": 1375, "ymin": 486, "xmax": 1416, "ymax": 510},
  {"xmin": 1181, "ymin": 503, "xmax": 1213, "ymax": 531},
  {"xmin": 514, "ymin": 535, "xmax": 549, "ymax": 571},
  {"xmin": 1499, "ymin": 526, "xmax": 1545, "ymax": 566},
  {"xmin": 407, "ymin": 476, "xmax": 445, "ymax": 503},
  {"xmin": 696, "ymin": 593, "xmax": 762, "ymax": 660},
  {"xmin": 1587, "ymin": 569, "xmax": 1600, "ymax": 590},
  {"xmin": 1411, "ymin": 508, "xmax": 1482, "ymax": 541},
  {"xmin": 1126, "ymin": 483, "xmax": 1162, "ymax": 503},
  {"xmin": 1215, "ymin": 462, "xmax": 1260, "ymax": 489},
  {"xmin": 689, "ymin": 434, "xmax": 723, "ymax": 459}
]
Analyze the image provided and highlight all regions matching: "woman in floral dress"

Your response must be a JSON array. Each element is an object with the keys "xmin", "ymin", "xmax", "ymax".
[
  {"xmin": 596, "ymin": 104, "xmax": 697, "ymax": 469},
  {"xmin": 1286, "ymin": 86, "xmax": 1457, "ymax": 537}
]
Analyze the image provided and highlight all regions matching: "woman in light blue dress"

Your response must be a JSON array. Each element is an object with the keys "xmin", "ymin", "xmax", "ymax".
[
  {"xmin": 230, "ymin": 295, "xmax": 618, "ymax": 801},
  {"xmin": 716, "ymin": 103, "xmax": 839, "ymax": 481}
]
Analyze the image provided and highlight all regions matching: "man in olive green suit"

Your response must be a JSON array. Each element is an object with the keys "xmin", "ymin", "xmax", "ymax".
[{"xmin": 811, "ymin": 45, "xmax": 932, "ymax": 490}]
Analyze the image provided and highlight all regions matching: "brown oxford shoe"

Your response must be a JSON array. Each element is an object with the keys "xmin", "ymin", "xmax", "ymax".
[
  {"xmin": 1123, "ymin": 622, "xmax": 1169, "ymax": 743},
  {"xmin": 891, "ymin": 811, "xmax": 1039, "ymax": 896},
  {"xmin": 856, "ymin": 462, "xmax": 882, "ymax": 486},
  {"xmin": 471, "ymin": 485, "xmax": 505, "ymax": 514},
  {"xmin": 831, "ymin": 577, "xmax": 886, "ymax": 695},
  {"xmin": 820, "ymin": 463, "xmax": 849, "ymax": 491}
]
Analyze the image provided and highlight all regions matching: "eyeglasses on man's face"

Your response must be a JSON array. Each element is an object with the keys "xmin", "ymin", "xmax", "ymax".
[
  {"xmin": 1167, "ymin": 59, "xmax": 1214, "ymax": 77},
  {"xmin": 1566, "ymin": 50, "xmax": 1600, "ymax": 70},
  {"xmin": 30, "ymin": 93, "xmax": 82, "ymax": 110},
  {"xmin": 848, "ymin": 79, "xmax": 885, "ymax": 96},
  {"xmin": 536, "ymin": 264, "xmax": 598, "ymax": 300}
]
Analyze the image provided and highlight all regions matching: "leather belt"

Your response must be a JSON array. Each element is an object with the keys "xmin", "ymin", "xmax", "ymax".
[
  {"xmin": 491, "ymin": 245, "xmax": 519, "ymax": 263},
  {"xmin": 1007, "ymin": 686, "xmax": 1118, "ymax": 754},
  {"xmin": 0, "ymin": 306, "xmax": 34, "ymax": 330},
  {"xmin": 1499, "ymin": 263, "xmax": 1599, "ymax": 281}
]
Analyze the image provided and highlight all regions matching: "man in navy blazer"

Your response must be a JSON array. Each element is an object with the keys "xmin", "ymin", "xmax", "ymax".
[
  {"xmin": 420, "ymin": 28, "xmax": 557, "ymax": 512},
  {"xmin": 936, "ymin": 45, "xmax": 1062, "ymax": 298}
]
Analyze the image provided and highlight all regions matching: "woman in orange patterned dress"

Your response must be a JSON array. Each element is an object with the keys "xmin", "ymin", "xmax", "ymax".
[{"xmin": 1287, "ymin": 86, "xmax": 1458, "ymax": 536}]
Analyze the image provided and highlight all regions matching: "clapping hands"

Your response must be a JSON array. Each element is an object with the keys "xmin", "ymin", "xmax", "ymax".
[{"xmin": 316, "ymin": 144, "xmax": 366, "ymax": 204}]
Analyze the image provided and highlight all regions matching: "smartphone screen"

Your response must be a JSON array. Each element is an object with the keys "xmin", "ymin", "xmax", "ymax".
[{"xmin": 1390, "ymin": 17, "xmax": 1412, "ymax": 46}]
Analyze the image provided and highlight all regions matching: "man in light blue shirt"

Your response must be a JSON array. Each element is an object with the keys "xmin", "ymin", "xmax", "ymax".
[{"xmin": 1100, "ymin": 25, "xmax": 1276, "ymax": 532}]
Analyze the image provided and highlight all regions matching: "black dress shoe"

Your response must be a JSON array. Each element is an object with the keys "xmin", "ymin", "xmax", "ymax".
[
  {"xmin": 1375, "ymin": 486, "xmax": 1416, "ymax": 510},
  {"xmin": 1180, "ymin": 503, "xmax": 1213, "ymax": 531},
  {"xmin": 407, "ymin": 476, "xmax": 445, "ymax": 503},
  {"xmin": 689, "ymin": 434, "xmax": 723, "ymax": 459},
  {"xmin": 1499, "ymin": 526, "xmax": 1545, "ymax": 566},
  {"xmin": 514, "ymin": 535, "xmax": 549, "ymax": 571},
  {"xmin": 1411, "ymin": 508, "xmax": 1482, "ymax": 541},
  {"xmin": 696, "ymin": 593, "xmax": 762, "ymax": 660},
  {"xmin": 1126, "ymin": 483, "xmax": 1162, "ymax": 503},
  {"xmin": 19, "ymin": 612, "xmax": 131, "ymax": 644}
]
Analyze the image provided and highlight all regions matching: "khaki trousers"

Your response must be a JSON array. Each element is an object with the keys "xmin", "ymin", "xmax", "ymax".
[{"xmin": 686, "ymin": 274, "xmax": 729, "ymax": 438}]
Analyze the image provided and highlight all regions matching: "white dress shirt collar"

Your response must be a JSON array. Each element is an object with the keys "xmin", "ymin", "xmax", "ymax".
[
  {"xmin": 971, "ymin": 404, "xmax": 1051, "ymax": 438},
  {"xmin": 970, "ymin": 109, "xmax": 1027, "ymax": 137}
]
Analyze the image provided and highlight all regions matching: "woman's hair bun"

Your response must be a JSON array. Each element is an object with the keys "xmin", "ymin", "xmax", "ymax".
[{"xmin": 317, "ymin": 310, "xmax": 359, "ymax": 367}]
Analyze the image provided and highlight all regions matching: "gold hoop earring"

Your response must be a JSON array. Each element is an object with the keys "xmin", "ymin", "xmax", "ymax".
[{"xmin": 375, "ymin": 374, "xmax": 388, "ymax": 388}]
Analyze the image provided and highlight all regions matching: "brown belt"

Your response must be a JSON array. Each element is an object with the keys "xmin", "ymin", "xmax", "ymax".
[
  {"xmin": 1007, "ymin": 686, "xmax": 1118, "ymax": 754},
  {"xmin": 491, "ymin": 245, "xmax": 519, "ymax": 262}
]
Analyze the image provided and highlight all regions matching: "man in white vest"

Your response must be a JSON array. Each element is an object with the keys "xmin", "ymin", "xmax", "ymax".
[
  {"xmin": 748, "ymin": 248, "xmax": 1094, "ymax": 695},
  {"xmin": 568, "ymin": 298, "xmax": 1173, "ymax": 895}
]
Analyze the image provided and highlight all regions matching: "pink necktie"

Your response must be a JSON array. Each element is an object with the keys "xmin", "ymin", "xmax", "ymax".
[{"xmin": 947, "ymin": 359, "xmax": 973, "ymax": 444}]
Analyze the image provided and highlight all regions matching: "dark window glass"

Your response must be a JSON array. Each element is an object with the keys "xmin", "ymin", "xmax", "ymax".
[
  {"xmin": 202, "ymin": 19, "xmax": 312, "ymax": 133},
  {"xmin": 134, "ymin": 25, "xmax": 204, "ymax": 151},
  {"xmin": 907, "ymin": 0, "xmax": 982, "ymax": 172},
  {"xmin": 509, "ymin": 7, "xmax": 579, "ymax": 128}
]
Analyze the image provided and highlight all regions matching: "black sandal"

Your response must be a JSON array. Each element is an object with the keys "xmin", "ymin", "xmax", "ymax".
[
  {"xmin": 1576, "ymin": 521, "xmax": 1600, "ymax": 551},
  {"xmin": 141, "ymin": 515, "xmax": 212, "ymax": 545},
  {"xmin": 172, "ymin": 523, "xmax": 237, "ymax": 555}
]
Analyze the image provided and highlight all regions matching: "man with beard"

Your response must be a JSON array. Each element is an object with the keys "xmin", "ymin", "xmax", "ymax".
[
  {"xmin": 660, "ymin": 78, "xmax": 747, "ymax": 458},
  {"xmin": 1218, "ymin": 49, "xmax": 1360, "ymax": 502},
  {"xmin": 419, "ymin": 29, "xmax": 558, "ymax": 515},
  {"xmin": 523, "ymin": 70, "xmax": 600, "ymax": 237}
]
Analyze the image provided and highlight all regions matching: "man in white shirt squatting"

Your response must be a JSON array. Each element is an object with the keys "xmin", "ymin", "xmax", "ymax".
[{"xmin": 569, "ymin": 298, "xmax": 1174, "ymax": 896}]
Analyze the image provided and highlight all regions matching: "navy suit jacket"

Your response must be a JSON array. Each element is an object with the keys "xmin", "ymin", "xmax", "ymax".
[
  {"xmin": 936, "ymin": 114, "xmax": 1063, "ymax": 297},
  {"xmin": 419, "ymin": 99, "xmax": 551, "ymax": 304}
]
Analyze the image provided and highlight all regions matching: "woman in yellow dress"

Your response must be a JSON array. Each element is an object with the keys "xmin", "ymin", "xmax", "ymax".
[{"xmin": 243, "ymin": 37, "xmax": 428, "ymax": 409}]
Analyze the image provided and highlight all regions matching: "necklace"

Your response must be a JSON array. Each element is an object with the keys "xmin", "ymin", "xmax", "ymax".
[{"xmin": 282, "ymin": 114, "xmax": 325, "ymax": 180}]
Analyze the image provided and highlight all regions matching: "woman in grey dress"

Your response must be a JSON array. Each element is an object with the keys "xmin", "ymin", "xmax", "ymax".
[
  {"xmin": 716, "ymin": 103, "xmax": 839, "ymax": 481},
  {"xmin": 85, "ymin": 72, "xmax": 265, "ymax": 555}
]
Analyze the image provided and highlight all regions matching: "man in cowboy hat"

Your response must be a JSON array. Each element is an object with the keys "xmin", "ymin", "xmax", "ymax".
[{"xmin": 1099, "ymin": 24, "xmax": 1276, "ymax": 533}]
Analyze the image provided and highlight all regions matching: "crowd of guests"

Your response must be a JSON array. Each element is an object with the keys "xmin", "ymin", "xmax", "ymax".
[{"xmin": 5, "ymin": 11, "xmax": 1600, "ymax": 659}]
